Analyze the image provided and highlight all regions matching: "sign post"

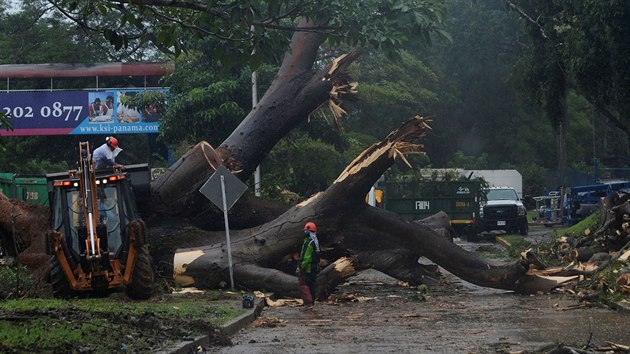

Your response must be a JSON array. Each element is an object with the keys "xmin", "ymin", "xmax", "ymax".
[{"xmin": 199, "ymin": 165, "xmax": 248, "ymax": 290}]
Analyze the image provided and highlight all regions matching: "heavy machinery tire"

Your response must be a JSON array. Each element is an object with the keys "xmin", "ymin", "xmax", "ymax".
[
  {"xmin": 50, "ymin": 255, "xmax": 74, "ymax": 298},
  {"xmin": 464, "ymin": 225, "xmax": 479, "ymax": 242},
  {"xmin": 519, "ymin": 221, "xmax": 529, "ymax": 236},
  {"xmin": 465, "ymin": 230, "xmax": 479, "ymax": 242},
  {"xmin": 126, "ymin": 245, "xmax": 154, "ymax": 300}
]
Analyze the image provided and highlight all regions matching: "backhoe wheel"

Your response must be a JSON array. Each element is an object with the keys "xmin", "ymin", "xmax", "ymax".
[
  {"xmin": 50, "ymin": 255, "xmax": 75, "ymax": 298},
  {"xmin": 126, "ymin": 245, "xmax": 154, "ymax": 300}
]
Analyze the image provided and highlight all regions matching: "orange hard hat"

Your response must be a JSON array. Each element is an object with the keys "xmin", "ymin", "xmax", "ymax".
[
  {"xmin": 304, "ymin": 222, "xmax": 317, "ymax": 232},
  {"xmin": 106, "ymin": 136, "xmax": 119, "ymax": 149}
]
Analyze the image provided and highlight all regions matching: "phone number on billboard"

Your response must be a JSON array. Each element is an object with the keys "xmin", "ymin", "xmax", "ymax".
[{"xmin": 2, "ymin": 102, "xmax": 84, "ymax": 121}]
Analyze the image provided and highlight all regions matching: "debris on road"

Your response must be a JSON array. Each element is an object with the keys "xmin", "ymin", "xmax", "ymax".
[
  {"xmin": 520, "ymin": 194, "xmax": 630, "ymax": 303},
  {"xmin": 253, "ymin": 317, "xmax": 287, "ymax": 328}
]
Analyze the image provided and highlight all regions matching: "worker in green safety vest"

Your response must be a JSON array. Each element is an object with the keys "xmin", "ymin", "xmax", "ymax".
[{"xmin": 296, "ymin": 221, "xmax": 320, "ymax": 310}]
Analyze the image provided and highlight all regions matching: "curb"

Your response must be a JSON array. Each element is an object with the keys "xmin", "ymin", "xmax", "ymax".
[
  {"xmin": 495, "ymin": 236, "xmax": 511, "ymax": 249},
  {"xmin": 221, "ymin": 297, "xmax": 265, "ymax": 336},
  {"xmin": 158, "ymin": 297, "xmax": 265, "ymax": 354}
]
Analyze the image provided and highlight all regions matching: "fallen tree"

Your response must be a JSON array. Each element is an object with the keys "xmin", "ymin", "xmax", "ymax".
[
  {"xmin": 169, "ymin": 117, "xmax": 565, "ymax": 295},
  {"xmin": 0, "ymin": 17, "xmax": 574, "ymax": 298},
  {"xmin": 143, "ymin": 19, "xmax": 566, "ymax": 295}
]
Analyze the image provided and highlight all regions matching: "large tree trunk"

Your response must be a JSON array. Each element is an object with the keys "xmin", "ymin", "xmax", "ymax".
[
  {"xmin": 150, "ymin": 17, "xmax": 358, "ymax": 216},
  {"xmin": 172, "ymin": 117, "xmax": 564, "ymax": 295}
]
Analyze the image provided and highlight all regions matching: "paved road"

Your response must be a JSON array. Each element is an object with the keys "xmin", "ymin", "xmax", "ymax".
[{"xmin": 212, "ymin": 226, "xmax": 630, "ymax": 354}]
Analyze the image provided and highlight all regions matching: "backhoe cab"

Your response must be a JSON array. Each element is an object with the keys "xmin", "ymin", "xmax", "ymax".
[{"xmin": 46, "ymin": 142, "xmax": 153, "ymax": 299}]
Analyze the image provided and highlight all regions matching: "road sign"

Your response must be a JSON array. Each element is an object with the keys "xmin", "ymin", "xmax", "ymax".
[
  {"xmin": 199, "ymin": 165, "xmax": 248, "ymax": 212},
  {"xmin": 198, "ymin": 165, "xmax": 248, "ymax": 290}
]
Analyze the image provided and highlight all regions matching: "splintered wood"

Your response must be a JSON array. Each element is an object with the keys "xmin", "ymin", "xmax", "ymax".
[{"xmin": 334, "ymin": 116, "xmax": 431, "ymax": 183}]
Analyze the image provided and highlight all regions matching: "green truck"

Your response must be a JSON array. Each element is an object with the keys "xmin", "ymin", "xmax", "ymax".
[
  {"xmin": 0, "ymin": 173, "xmax": 49, "ymax": 206},
  {"xmin": 380, "ymin": 179, "xmax": 483, "ymax": 240}
]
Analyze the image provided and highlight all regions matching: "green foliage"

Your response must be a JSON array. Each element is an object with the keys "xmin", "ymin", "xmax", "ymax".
[
  {"xmin": 0, "ymin": 112, "xmax": 13, "ymax": 152},
  {"xmin": 322, "ymin": 1, "xmax": 449, "ymax": 54},
  {"xmin": 0, "ymin": 265, "xmax": 35, "ymax": 299},
  {"xmin": 157, "ymin": 48, "xmax": 268, "ymax": 146},
  {"xmin": 256, "ymin": 129, "xmax": 377, "ymax": 204},
  {"xmin": 554, "ymin": 212, "xmax": 600, "ymax": 239},
  {"xmin": 339, "ymin": 132, "xmax": 379, "ymax": 163},
  {"xmin": 261, "ymin": 133, "xmax": 346, "ymax": 200},
  {"xmin": 0, "ymin": 135, "xmax": 155, "ymax": 175},
  {"xmin": 381, "ymin": 170, "xmax": 482, "ymax": 200},
  {"xmin": 0, "ymin": 3, "xmax": 163, "ymax": 172},
  {"xmin": 522, "ymin": 213, "xmax": 602, "ymax": 269},
  {"xmin": 519, "ymin": 162, "xmax": 548, "ymax": 197},
  {"xmin": 0, "ymin": 112, "xmax": 12, "ymax": 130},
  {"xmin": 557, "ymin": 1, "xmax": 630, "ymax": 131},
  {"xmin": 498, "ymin": 234, "xmax": 532, "ymax": 259},
  {"xmin": 530, "ymin": 211, "xmax": 628, "ymax": 304},
  {"xmin": 18, "ymin": 159, "xmax": 68, "ymax": 175},
  {"xmin": 346, "ymin": 50, "xmax": 441, "ymax": 139},
  {"xmin": 161, "ymin": 80, "xmax": 245, "ymax": 146},
  {"xmin": 507, "ymin": 1, "xmax": 630, "ymax": 169},
  {"xmin": 422, "ymin": 0, "xmax": 540, "ymax": 168},
  {"xmin": 0, "ymin": 0, "xmax": 104, "ymax": 65},
  {"xmin": 4, "ymin": 0, "xmax": 627, "ymax": 200},
  {"xmin": 49, "ymin": 0, "xmax": 448, "ymax": 68}
]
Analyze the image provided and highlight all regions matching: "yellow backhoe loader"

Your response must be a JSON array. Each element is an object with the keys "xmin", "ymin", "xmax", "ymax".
[{"xmin": 46, "ymin": 142, "xmax": 153, "ymax": 298}]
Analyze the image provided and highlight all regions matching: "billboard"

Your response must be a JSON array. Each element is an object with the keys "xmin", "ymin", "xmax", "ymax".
[{"xmin": 0, "ymin": 89, "xmax": 167, "ymax": 136}]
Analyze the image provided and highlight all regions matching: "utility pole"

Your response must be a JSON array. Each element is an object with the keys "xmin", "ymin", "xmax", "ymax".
[
  {"xmin": 251, "ymin": 25, "xmax": 261, "ymax": 197},
  {"xmin": 11, "ymin": 209, "xmax": 22, "ymax": 296}
]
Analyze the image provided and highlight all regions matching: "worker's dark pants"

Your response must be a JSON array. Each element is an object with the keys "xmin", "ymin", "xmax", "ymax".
[{"xmin": 298, "ymin": 272, "xmax": 317, "ymax": 306}]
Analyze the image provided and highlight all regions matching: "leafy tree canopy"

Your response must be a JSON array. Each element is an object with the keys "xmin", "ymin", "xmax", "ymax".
[
  {"xmin": 346, "ymin": 50, "xmax": 441, "ymax": 140},
  {"xmin": 507, "ymin": 0, "xmax": 630, "ymax": 137},
  {"xmin": 48, "ymin": 0, "xmax": 448, "ymax": 67},
  {"xmin": 1, "ymin": 1, "xmax": 104, "ymax": 64}
]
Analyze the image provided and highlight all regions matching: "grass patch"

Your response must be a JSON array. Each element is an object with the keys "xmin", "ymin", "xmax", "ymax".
[
  {"xmin": 0, "ymin": 296, "xmax": 243, "ymax": 324},
  {"xmin": 0, "ymin": 264, "xmax": 36, "ymax": 298},
  {"xmin": 553, "ymin": 212, "xmax": 600, "ymax": 238},
  {"xmin": 0, "ymin": 292, "xmax": 245, "ymax": 353},
  {"xmin": 527, "ymin": 210, "xmax": 538, "ymax": 223},
  {"xmin": 497, "ymin": 234, "xmax": 532, "ymax": 258}
]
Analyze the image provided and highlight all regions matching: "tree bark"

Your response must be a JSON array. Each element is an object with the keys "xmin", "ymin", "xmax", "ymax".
[{"xmin": 150, "ymin": 17, "xmax": 359, "ymax": 216}]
